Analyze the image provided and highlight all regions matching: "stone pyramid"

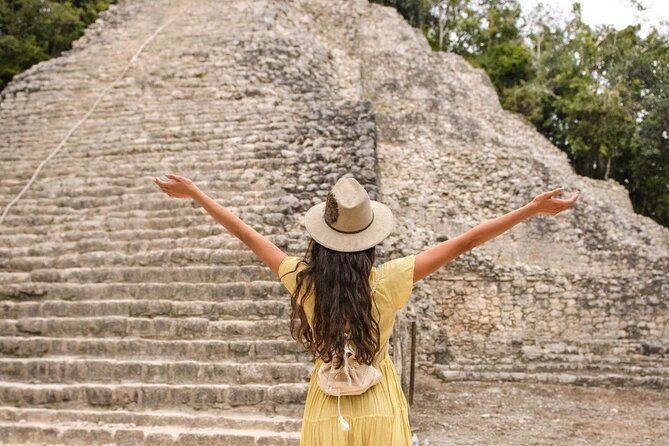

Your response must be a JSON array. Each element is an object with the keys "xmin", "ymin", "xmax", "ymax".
[{"xmin": 1, "ymin": 0, "xmax": 667, "ymax": 444}]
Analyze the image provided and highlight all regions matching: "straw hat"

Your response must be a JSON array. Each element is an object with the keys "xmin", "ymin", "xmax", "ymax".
[{"xmin": 304, "ymin": 177, "xmax": 394, "ymax": 252}]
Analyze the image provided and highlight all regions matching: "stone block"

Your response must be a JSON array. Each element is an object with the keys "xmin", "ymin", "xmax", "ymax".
[
  {"xmin": 171, "ymin": 362, "xmax": 200, "ymax": 382},
  {"xmin": 85, "ymin": 386, "xmax": 114, "ymax": 407},
  {"xmin": 60, "ymin": 428, "xmax": 113, "ymax": 445},
  {"xmin": 145, "ymin": 432, "xmax": 176, "ymax": 446},
  {"xmin": 227, "ymin": 385, "xmax": 265, "ymax": 407},
  {"xmin": 188, "ymin": 386, "xmax": 215, "ymax": 408},
  {"xmin": 113, "ymin": 429, "xmax": 145, "ymax": 445},
  {"xmin": 140, "ymin": 386, "xmax": 171, "ymax": 408}
]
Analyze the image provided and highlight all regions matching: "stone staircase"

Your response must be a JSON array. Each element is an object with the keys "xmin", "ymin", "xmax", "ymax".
[
  {"xmin": 436, "ymin": 338, "xmax": 669, "ymax": 388},
  {"xmin": 0, "ymin": 0, "xmax": 381, "ymax": 443}
]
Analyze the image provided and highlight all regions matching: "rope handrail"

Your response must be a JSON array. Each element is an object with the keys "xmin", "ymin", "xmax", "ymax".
[{"xmin": 0, "ymin": 6, "xmax": 184, "ymax": 226}]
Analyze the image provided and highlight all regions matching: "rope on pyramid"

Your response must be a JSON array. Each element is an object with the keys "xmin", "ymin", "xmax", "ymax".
[{"xmin": 0, "ymin": 6, "xmax": 185, "ymax": 226}]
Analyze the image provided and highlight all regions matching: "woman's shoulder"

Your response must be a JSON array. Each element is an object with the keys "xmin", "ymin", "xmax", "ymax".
[
  {"xmin": 278, "ymin": 255, "xmax": 308, "ymax": 296},
  {"xmin": 374, "ymin": 254, "xmax": 416, "ymax": 310},
  {"xmin": 279, "ymin": 255, "xmax": 306, "ymax": 276},
  {"xmin": 376, "ymin": 254, "xmax": 415, "ymax": 274}
]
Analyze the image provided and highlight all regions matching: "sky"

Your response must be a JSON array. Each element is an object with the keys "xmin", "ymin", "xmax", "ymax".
[{"xmin": 517, "ymin": 0, "xmax": 669, "ymax": 35}]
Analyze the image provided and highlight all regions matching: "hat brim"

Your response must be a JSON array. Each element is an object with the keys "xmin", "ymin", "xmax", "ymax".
[{"xmin": 303, "ymin": 200, "xmax": 394, "ymax": 252}]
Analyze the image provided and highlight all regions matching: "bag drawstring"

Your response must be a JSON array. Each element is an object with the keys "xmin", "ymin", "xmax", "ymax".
[
  {"xmin": 336, "ymin": 350, "xmax": 352, "ymax": 431},
  {"xmin": 338, "ymin": 391, "xmax": 349, "ymax": 431},
  {"xmin": 336, "ymin": 273, "xmax": 382, "ymax": 432}
]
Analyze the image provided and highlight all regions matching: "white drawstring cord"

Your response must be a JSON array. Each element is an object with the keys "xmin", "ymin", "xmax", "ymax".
[
  {"xmin": 337, "ymin": 391, "xmax": 349, "ymax": 431},
  {"xmin": 0, "ymin": 5, "xmax": 184, "ymax": 226}
]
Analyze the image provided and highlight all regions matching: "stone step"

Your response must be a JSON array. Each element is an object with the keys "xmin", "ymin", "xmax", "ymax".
[
  {"xmin": 0, "ymin": 182, "xmax": 283, "ymax": 204},
  {"xmin": 0, "ymin": 196, "xmax": 284, "ymax": 222},
  {"xmin": 436, "ymin": 364, "xmax": 669, "ymax": 388},
  {"xmin": 33, "ymin": 137, "xmax": 294, "ymax": 160},
  {"xmin": 3, "ymin": 114, "xmax": 297, "ymax": 150},
  {"xmin": 0, "ymin": 221, "xmax": 287, "ymax": 247},
  {"xmin": 0, "ymin": 214, "xmax": 289, "ymax": 238},
  {"xmin": 0, "ymin": 316, "xmax": 290, "ymax": 340},
  {"xmin": 0, "ymin": 222, "xmax": 286, "ymax": 246},
  {"xmin": 529, "ymin": 351, "xmax": 669, "ymax": 366},
  {"xmin": 0, "ymin": 233, "xmax": 268, "ymax": 258},
  {"xmin": 1, "ymin": 176, "xmax": 276, "ymax": 192},
  {"xmin": 2, "ymin": 193, "xmax": 300, "ymax": 228},
  {"xmin": 0, "ymin": 381, "xmax": 308, "ymax": 411},
  {"xmin": 451, "ymin": 353, "xmax": 669, "ymax": 368},
  {"xmin": 2, "ymin": 130, "xmax": 299, "ymax": 157},
  {"xmin": 0, "ymin": 337, "xmax": 310, "ymax": 363},
  {"xmin": 61, "ymin": 136, "xmax": 294, "ymax": 155},
  {"xmin": 0, "ymin": 199, "xmax": 196, "ymax": 221},
  {"xmin": 0, "ymin": 265, "xmax": 275, "ymax": 284},
  {"xmin": 1, "ymin": 157, "xmax": 288, "ymax": 187},
  {"xmin": 0, "ymin": 317, "xmax": 292, "ymax": 340},
  {"xmin": 0, "ymin": 281, "xmax": 288, "ymax": 302},
  {"xmin": 0, "ymin": 420, "xmax": 300, "ymax": 446},
  {"xmin": 1, "ymin": 248, "xmax": 262, "ymax": 271},
  {"xmin": 0, "ymin": 357, "xmax": 313, "ymax": 385},
  {"xmin": 0, "ymin": 299, "xmax": 291, "ymax": 320},
  {"xmin": 0, "ymin": 153, "xmax": 292, "ymax": 185},
  {"xmin": 0, "ymin": 405, "xmax": 302, "ymax": 434},
  {"xmin": 1, "ymin": 132, "xmax": 298, "ymax": 161},
  {"xmin": 0, "ymin": 171, "xmax": 282, "ymax": 194},
  {"xmin": 0, "ymin": 160, "xmax": 284, "ymax": 186},
  {"xmin": 0, "ymin": 198, "xmax": 290, "ymax": 225},
  {"xmin": 0, "ymin": 406, "xmax": 302, "ymax": 441},
  {"xmin": 514, "ymin": 338, "xmax": 669, "ymax": 358},
  {"xmin": 439, "ymin": 358, "xmax": 669, "ymax": 375}
]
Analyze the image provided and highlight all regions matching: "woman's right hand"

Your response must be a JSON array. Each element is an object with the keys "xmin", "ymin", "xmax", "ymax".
[
  {"xmin": 530, "ymin": 188, "xmax": 580, "ymax": 216},
  {"xmin": 154, "ymin": 174, "xmax": 199, "ymax": 199}
]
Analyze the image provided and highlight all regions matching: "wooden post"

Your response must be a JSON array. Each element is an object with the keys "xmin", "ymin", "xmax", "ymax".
[{"xmin": 409, "ymin": 320, "xmax": 416, "ymax": 406}]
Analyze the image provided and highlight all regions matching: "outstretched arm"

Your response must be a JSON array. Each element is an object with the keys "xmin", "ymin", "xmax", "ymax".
[
  {"xmin": 413, "ymin": 187, "xmax": 580, "ymax": 283},
  {"xmin": 154, "ymin": 174, "xmax": 287, "ymax": 277}
]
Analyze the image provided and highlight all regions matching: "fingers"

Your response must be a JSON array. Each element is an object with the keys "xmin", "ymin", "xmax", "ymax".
[
  {"xmin": 537, "ymin": 187, "xmax": 561, "ymax": 200},
  {"xmin": 541, "ymin": 187, "xmax": 577, "ymax": 201},
  {"xmin": 554, "ymin": 191, "xmax": 580, "ymax": 205},
  {"xmin": 566, "ymin": 191, "xmax": 580, "ymax": 203},
  {"xmin": 153, "ymin": 177, "xmax": 172, "ymax": 195},
  {"xmin": 552, "ymin": 191, "xmax": 580, "ymax": 214},
  {"xmin": 154, "ymin": 176, "xmax": 172, "ymax": 185}
]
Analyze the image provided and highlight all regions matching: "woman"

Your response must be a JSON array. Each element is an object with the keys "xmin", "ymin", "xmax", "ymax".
[{"xmin": 154, "ymin": 174, "xmax": 579, "ymax": 445}]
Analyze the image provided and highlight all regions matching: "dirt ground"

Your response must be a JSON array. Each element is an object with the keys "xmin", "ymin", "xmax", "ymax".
[{"xmin": 409, "ymin": 374, "xmax": 669, "ymax": 446}]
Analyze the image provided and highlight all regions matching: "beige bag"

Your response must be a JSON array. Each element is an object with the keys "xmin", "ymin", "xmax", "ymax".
[
  {"xmin": 316, "ymin": 334, "xmax": 383, "ymax": 397},
  {"xmin": 316, "ymin": 273, "xmax": 383, "ymax": 430}
]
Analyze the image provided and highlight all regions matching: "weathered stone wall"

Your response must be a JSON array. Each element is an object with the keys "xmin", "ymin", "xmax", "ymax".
[{"xmin": 294, "ymin": 0, "xmax": 669, "ymax": 386}]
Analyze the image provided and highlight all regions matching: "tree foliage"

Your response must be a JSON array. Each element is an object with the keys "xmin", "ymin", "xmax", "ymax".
[
  {"xmin": 0, "ymin": 0, "xmax": 115, "ymax": 90},
  {"xmin": 371, "ymin": 0, "xmax": 668, "ymax": 227}
]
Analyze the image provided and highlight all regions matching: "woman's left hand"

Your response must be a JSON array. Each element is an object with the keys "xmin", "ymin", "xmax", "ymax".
[{"xmin": 154, "ymin": 174, "xmax": 199, "ymax": 199}]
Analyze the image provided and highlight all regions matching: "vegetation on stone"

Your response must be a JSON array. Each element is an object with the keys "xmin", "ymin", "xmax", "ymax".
[
  {"xmin": 0, "ymin": 0, "xmax": 116, "ymax": 90},
  {"xmin": 372, "ymin": 0, "xmax": 669, "ymax": 227}
]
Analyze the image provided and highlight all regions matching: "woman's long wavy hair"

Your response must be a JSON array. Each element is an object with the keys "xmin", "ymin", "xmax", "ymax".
[{"xmin": 284, "ymin": 238, "xmax": 381, "ymax": 368}]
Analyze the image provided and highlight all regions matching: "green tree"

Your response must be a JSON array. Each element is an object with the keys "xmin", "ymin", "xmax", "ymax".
[
  {"xmin": 373, "ymin": 0, "xmax": 668, "ymax": 227},
  {"xmin": 370, "ymin": 0, "xmax": 433, "ymax": 29},
  {"xmin": 514, "ymin": 3, "xmax": 668, "ymax": 225},
  {"xmin": 0, "ymin": 0, "xmax": 115, "ymax": 91}
]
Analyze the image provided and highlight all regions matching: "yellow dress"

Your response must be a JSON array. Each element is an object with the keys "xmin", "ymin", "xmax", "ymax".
[{"xmin": 278, "ymin": 254, "xmax": 416, "ymax": 446}]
